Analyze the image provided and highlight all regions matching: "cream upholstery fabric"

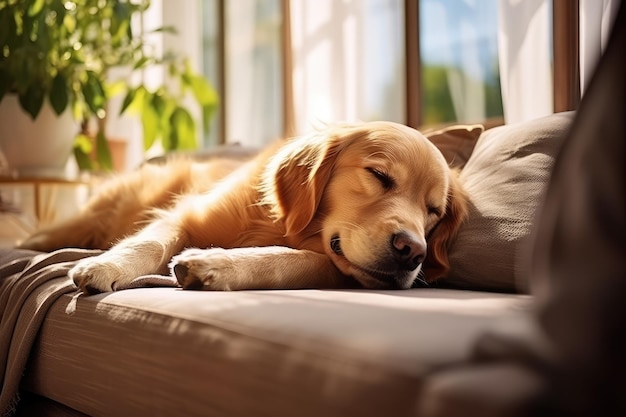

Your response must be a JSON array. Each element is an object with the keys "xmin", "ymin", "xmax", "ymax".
[
  {"xmin": 22, "ymin": 287, "xmax": 531, "ymax": 417},
  {"xmin": 446, "ymin": 112, "xmax": 574, "ymax": 293}
]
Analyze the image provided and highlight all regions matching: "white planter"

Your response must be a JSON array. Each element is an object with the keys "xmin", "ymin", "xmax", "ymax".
[{"xmin": 0, "ymin": 94, "xmax": 78, "ymax": 178}]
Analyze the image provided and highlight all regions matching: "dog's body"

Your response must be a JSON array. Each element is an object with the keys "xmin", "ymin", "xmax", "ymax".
[{"xmin": 20, "ymin": 121, "xmax": 468, "ymax": 293}]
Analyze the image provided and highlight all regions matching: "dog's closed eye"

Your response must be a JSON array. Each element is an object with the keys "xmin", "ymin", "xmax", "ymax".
[
  {"xmin": 366, "ymin": 167, "xmax": 395, "ymax": 191},
  {"xmin": 427, "ymin": 206, "xmax": 442, "ymax": 217}
]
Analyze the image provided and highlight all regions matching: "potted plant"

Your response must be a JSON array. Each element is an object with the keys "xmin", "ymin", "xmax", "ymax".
[{"xmin": 0, "ymin": 0, "xmax": 218, "ymax": 176}]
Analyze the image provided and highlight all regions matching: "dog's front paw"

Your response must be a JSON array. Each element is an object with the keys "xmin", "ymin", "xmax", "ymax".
[
  {"xmin": 170, "ymin": 248, "xmax": 237, "ymax": 290},
  {"xmin": 70, "ymin": 254, "xmax": 132, "ymax": 294}
]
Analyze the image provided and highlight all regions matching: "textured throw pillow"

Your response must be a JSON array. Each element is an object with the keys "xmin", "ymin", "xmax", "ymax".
[
  {"xmin": 444, "ymin": 112, "xmax": 575, "ymax": 293},
  {"xmin": 423, "ymin": 124, "xmax": 485, "ymax": 169}
]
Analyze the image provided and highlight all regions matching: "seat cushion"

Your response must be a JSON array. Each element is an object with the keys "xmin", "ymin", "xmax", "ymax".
[{"xmin": 23, "ymin": 287, "xmax": 531, "ymax": 417}]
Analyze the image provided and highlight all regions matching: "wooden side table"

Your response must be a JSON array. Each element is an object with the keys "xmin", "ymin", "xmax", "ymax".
[{"xmin": 0, "ymin": 176, "xmax": 92, "ymax": 247}]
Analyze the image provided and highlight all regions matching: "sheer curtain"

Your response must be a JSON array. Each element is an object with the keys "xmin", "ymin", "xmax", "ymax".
[
  {"xmin": 497, "ymin": 0, "xmax": 553, "ymax": 125},
  {"xmin": 225, "ymin": 0, "xmax": 283, "ymax": 146},
  {"xmin": 498, "ymin": 0, "xmax": 621, "ymax": 124},
  {"xmin": 289, "ymin": 0, "xmax": 405, "ymax": 134},
  {"xmin": 579, "ymin": 0, "xmax": 621, "ymax": 95}
]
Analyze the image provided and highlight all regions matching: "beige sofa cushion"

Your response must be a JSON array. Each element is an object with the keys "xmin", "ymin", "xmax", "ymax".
[
  {"xmin": 423, "ymin": 124, "xmax": 484, "ymax": 169},
  {"xmin": 445, "ymin": 112, "xmax": 574, "ymax": 293},
  {"xmin": 23, "ymin": 287, "xmax": 531, "ymax": 417}
]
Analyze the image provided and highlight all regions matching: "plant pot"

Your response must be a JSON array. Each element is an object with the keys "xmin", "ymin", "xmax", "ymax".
[
  {"xmin": 0, "ymin": 94, "xmax": 79, "ymax": 178},
  {"xmin": 88, "ymin": 135, "xmax": 129, "ymax": 173}
]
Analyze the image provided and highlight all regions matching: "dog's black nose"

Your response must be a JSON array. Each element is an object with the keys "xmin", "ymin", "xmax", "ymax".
[{"xmin": 391, "ymin": 232, "xmax": 426, "ymax": 271}]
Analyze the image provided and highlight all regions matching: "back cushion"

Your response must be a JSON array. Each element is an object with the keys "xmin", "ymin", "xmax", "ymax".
[
  {"xmin": 423, "ymin": 124, "xmax": 484, "ymax": 169},
  {"xmin": 444, "ymin": 112, "xmax": 574, "ymax": 293}
]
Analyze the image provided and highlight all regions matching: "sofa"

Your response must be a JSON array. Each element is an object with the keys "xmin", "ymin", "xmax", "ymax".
[
  {"xmin": 0, "ymin": 108, "xmax": 574, "ymax": 417},
  {"xmin": 2, "ymin": 5, "xmax": 624, "ymax": 413}
]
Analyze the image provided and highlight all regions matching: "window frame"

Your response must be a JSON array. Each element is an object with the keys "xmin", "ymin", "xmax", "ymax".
[{"xmin": 553, "ymin": 0, "xmax": 580, "ymax": 112}]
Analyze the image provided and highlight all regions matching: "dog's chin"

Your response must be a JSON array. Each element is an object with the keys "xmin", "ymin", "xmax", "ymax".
[
  {"xmin": 328, "ymin": 235, "xmax": 418, "ymax": 289},
  {"xmin": 351, "ymin": 265, "xmax": 418, "ymax": 290}
]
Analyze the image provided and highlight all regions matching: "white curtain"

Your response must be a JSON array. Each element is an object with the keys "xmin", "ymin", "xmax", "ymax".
[
  {"xmin": 497, "ymin": 0, "xmax": 553, "ymax": 125},
  {"xmin": 289, "ymin": 0, "xmax": 405, "ymax": 134},
  {"xmin": 225, "ymin": 0, "xmax": 283, "ymax": 146},
  {"xmin": 579, "ymin": 0, "xmax": 621, "ymax": 95},
  {"xmin": 498, "ymin": 0, "xmax": 621, "ymax": 124}
]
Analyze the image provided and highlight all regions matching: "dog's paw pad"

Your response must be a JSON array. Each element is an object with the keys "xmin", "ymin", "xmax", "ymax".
[
  {"xmin": 172, "ymin": 263, "xmax": 204, "ymax": 289},
  {"xmin": 170, "ymin": 249, "xmax": 234, "ymax": 290}
]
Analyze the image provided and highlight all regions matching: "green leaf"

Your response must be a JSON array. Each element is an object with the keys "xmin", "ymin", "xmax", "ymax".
[
  {"xmin": 188, "ymin": 74, "xmax": 219, "ymax": 107},
  {"xmin": 105, "ymin": 80, "xmax": 126, "ymax": 98},
  {"xmin": 73, "ymin": 134, "xmax": 94, "ymax": 171},
  {"xmin": 168, "ymin": 106, "xmax": 197, "ymax": 151},
  {"xmin": 181, "ymin": 71, "xmax": 219, "ymax": 135},
  {"xmin": 151, "ymin": 92, "xmax": 167, "ymax": 116},
  {"xmin": 119, "ymin": 87, "xmax": 137, "ymax": 115},
  {"xmin": 141, "ymin": 95, "xmax": 160, "ymax": 150},
  {"xmin": 95, "ymin": 129, "xmax": 113, "ymax": 171},
  {"xmin": 63, "ymin": 14, "xmax": 76, "ymax": 33},
  {"xmin": 111, "ymin": 3, "xmax": 131, "ymax": 43},
  {"xmin": 0, "ymin": 7, "xmax": 18, "ymax": 48},
  {"xmin": 132, "ymin": 56, "xmax": 151, "ymax": 71},
  {"xmin": 50, "ymin": 2, "xmax": 67, "ymax": 25},
  {"xmin": 149, "ymin": 25, "xmax": 178, "ymax": 35},
  {"xmin": 82, "ymin": 71, "xmax": 106, "ymax": 115},
  {"xmin": 27, "ymin": 0, "xmax": 45, "ymax": 17},
  {"xmin": 50, "ymin": 73, "xmax": 69, "ymax": 115},
  {"xmin": 154, "ymin": 94, "xmax": 176, "ymax": 148},
  {"xmin": 73, "ymin": 134, "xmax": 93, "ymax": 154},
  {"xmin": 18, "ymin": 85, "xmax": 45, "ymax": 119},
  {"xmin": 113, "ymin": 2, "xmax": 132, "ymax": 20}
]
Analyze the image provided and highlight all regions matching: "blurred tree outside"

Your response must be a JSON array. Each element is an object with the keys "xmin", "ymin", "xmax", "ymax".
[{"xmin": 421, "ymin": 63, "xmax": 503, "ymax": 126}]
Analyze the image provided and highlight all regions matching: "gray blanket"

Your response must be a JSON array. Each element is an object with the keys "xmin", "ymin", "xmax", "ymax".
[{"xmin": 0, "ymin": 248, "xmax": 178, "ymax": 416}]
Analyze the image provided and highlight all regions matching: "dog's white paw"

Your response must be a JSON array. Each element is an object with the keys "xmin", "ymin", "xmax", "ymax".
[
  {"xmin": 70, "ymin": 253, "xmax": 134, "ymax": 294},
  {"xmin": 170, "ymin": 248, "xmax": 237, "ymax": 290}
]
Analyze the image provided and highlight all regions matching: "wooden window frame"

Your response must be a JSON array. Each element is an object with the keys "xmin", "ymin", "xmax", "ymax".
[
  {"xmin": 553, "ymin": 0, "xmax": 580, "ymax": 112},
  {"xmin": 216, "ymin": 0, "xmax": 227, "ymax": 144},
  {"xmin": 404, "ymin": 0, "xmax": 421, "ymax": 129}
]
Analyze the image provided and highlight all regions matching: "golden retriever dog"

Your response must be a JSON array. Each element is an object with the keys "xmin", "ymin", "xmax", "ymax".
[{"xmin": 20, "ymin": 121, "xmax": 468, "ymax": 293}]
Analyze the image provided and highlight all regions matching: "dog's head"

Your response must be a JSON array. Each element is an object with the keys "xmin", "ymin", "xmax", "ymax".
[{"xmin": 262, "ymin": 121, "xmax": 468, "ymax": 289}]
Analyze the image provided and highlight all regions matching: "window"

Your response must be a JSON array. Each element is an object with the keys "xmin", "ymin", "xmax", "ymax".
[
  {"xmin": 101, "ymin": 0, "xmax": 583, "ymax": 171},
  {"xmin": 196, "ymin": 0, "xmax": 581, "ymax": 147},
  {"xmin": 201, "ymin": 0, "xmax": 284, "ymax": 147},
  {"xmin": 289, "ymin": 0, "xmax": 405, "ymax": 132},
  {"xmin": 201, "ymin": 0, "xmax": 406, "ymax": 145},
  {"xmin": 418, "ymin": 0, "xmax": 503, "ymax": 126}
]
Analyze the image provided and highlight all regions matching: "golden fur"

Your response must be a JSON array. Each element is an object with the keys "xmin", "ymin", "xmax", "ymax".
[{"xmin": 20, "ymin": 121, "xmax": 468, "ymax": 293}]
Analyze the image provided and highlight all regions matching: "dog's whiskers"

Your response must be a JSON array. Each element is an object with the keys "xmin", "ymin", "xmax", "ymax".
[{"xmin": 413, "ymin": 270, "xmax": 430, "ymax": 287}]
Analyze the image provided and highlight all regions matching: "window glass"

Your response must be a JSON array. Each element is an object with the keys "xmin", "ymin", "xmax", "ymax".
[
  {"xmin": 201, "ymin": 0, "xmax": 283, "ymax": 147},
  {"xmin": 201, "ymin": 0, "xmax": 221, "ymax": 146},
  {"xmin": 419, "ymin": 0, "xmax": 503, "ymax": 125},
  {"xmin": 290, "ymin": 0, "xmax": 405, "ymax": 132}
]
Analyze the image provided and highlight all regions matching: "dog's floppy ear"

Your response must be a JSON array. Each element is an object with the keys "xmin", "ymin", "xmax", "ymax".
[
  {"xmin": 261, "ymin": 127, "xmax": 354, "ymax": 236},
  {"xmin": 423, "ymin": 169, "xmax": 468, "ymax": 281}
]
